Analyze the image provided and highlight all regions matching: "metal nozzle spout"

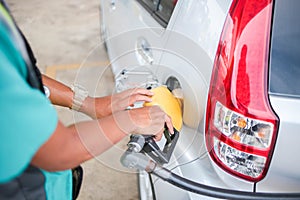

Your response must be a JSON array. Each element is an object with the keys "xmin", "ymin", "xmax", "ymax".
[{"xmin": 120, "ymin": 150, "xmax": 156, "ymax": 172}]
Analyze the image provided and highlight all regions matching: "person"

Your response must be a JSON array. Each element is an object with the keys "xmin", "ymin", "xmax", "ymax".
[{"xmin": 0, "ymin": 1, "xmax": 173, "ymax": 199}]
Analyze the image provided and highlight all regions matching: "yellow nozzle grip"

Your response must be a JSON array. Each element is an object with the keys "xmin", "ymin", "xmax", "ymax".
[{"xmin": 144, "ymin": 86, "xmax": 183, "ymax": 131}]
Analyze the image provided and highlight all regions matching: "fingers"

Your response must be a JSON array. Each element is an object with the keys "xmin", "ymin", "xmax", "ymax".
[
  {"xmin": 129, "ymin": 88, "xmax": 153, "ymax": 103},
  {"xmin": 149, "ymin": 106, "xmax": 174, "ymax": 136},
  {"xmin": 130, "ymin": 88, "xmax": 154, "ymax": 96},
  {"xmin": 120, "ymin": 88, "xmax": 154, "ymax": 107},
  {"xmin": 130, "ymin": 93, "xmax": 152, "ymax": 104},
  {"xmin": 123, "ymin": 88, "xmax": 154, "ymax": 97},
  {"xmin": 145, "ymin": 106, "xmax": 174, "ymax": 139},
  {"xmin": 116, "ymin": 105, "xmax": 174, "ymax": 142},
  {"xmin": 110, "ymin": 88, "xmax": 153, "ymax": 112},
  {"xmin": 153, "ymin": 128, "xmax": 164, "ymax": 141},
  {"xmin": 164, "ymin": 114, "xmax": 174, "ymax": 134}
]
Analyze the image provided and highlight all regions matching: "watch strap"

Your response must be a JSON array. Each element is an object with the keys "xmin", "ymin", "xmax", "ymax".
[{"xmin": 71, "ymin": 84, "xmax": 88, "ymax": 111}]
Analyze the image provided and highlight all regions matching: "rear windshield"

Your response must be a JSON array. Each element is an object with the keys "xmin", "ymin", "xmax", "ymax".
[{"xmin": 269, "ymin": 0, "xmax": 300, "ymax": 98}]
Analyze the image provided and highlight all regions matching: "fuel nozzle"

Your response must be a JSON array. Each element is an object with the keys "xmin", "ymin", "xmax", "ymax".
[
  {"xmin": 122, "ymin": 85, "xmax": 182, "ymax": 167},
  {"xmin": 120, "ymin": 135, "xmax": 155, "ymax": 171},
  {"xmin": 127, "ymin": 135, "xmax": 146, "ymax": 153}
]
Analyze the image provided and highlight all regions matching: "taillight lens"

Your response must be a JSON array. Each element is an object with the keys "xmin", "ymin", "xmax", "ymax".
[
  {"xmin": 214, "ymin": 102, "xmax": 274, "ymax": 149},
  {"xmin": 205, "ymin": 0, "xmax": 279, "ymax": 182}
]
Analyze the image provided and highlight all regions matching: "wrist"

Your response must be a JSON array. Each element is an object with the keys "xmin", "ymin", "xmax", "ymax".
[
  {"xmin": 71, "ymin": 84, "xmax": 89, "ymax": 111},
  {"xmin": 114, "ymin": 109, "xmax": 136, "ymax": 134},
  {"xmin": 80, "ymin": 96, "xmax": 96, "ymax": 118},
  {"xmin": 82, "ymin": 96, "xmax": 112, "ymax": 119}
]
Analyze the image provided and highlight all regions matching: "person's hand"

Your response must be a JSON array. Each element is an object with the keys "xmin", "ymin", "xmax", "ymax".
[
  {"xmin": 114, "ymin": 105, "xmax": 174, "ymax": 141},
  {"xmin": 81, "ymin": 88, "xmax": 154, "ymax": 119}
]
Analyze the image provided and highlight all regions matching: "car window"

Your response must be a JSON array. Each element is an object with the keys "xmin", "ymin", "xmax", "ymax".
[
  {"xmin": 156, "ymin": 0, "xmax": 177, "ymax": 25},
  {"xmin": 269, "ymin": 0, "xmax": 300, "ymax": 98},
  {"xmin": 137, "ymin": 0, "xmax": 177, "ymax": 28},
  {"xmin": 139, "ymin": 0, "xmax": 159, "ymax": 13}
]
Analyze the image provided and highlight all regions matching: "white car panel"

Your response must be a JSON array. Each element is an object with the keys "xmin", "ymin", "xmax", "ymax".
[
  {"xmin": 98, "ymin": 0, "xmax": 299, "ymax": 199},
  {"xmin": 170, "ymin": 0, "xmax": 230, "ymax": 62},
  {"xmin": 257, "ymin": 95, "xmax": 300, "ymax": 192},
  {"xmin": 100, "ymin": 0, "xmax": 169, "ymax": 76}
]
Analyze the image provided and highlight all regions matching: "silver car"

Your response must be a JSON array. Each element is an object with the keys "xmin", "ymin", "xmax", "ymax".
[{"xmin": 100, "ymin": 0, "xmax": 300, "ymax": 199}]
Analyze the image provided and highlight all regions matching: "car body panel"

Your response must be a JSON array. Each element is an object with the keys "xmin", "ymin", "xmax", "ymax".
[
  {"xmin": 100, "ymin": 0, "xmax": 170, "ymax": 76},
  {"xmin": 100, "ymin": 0, "xmax": 300, "ymax": 199},
  {"xmin": 257, "ymin": 95, "xmax": 300, "ymax": 192}
]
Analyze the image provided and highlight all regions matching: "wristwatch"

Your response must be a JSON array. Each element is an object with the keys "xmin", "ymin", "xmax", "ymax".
[{"xmin": 71, "ymin": 84, "xmax": 89, "ymax": 111}]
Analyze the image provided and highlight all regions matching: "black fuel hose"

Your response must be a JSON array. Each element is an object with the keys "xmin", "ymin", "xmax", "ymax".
[
  {"xmin": 152, "ymin": 164, "xmax": 300, "ymax": 200},
  {"xmin": 121, "ymin": 151, "xmax": 300, "ymax": 200}
]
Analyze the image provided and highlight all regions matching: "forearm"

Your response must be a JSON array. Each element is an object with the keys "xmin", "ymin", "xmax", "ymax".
[
  {"xmin": 32, "ymin": 113, "xmax": 130, "ymax": 171},
  {"xmin": 42, "ymin": 75, "xmax": 73, "ymax": 109},
  {"xmin": 42, "ymin": 75, "xmax": 109, "ymax": 118},
  {"xmin": 69, "ymin": 114, "xmax": 129, "ymax": 159}
]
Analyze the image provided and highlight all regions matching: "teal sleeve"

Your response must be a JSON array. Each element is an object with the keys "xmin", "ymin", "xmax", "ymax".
[
  {"xmin": 0, "ymin": 30, "xmax": 58, "ymax": 183},
  {"xmin": 43, "ymin": 170, "xmax": 73, "ymax": 200}
]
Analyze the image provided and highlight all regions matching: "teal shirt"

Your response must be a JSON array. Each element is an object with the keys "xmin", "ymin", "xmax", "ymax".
[{"xmin": 0, "ymin": 5, "xmax": 72, "ymax": 200}]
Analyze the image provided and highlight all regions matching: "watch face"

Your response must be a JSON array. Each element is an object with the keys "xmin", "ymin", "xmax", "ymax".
[{"xmin": 43, "ymin": 86, "xmax": 50, "ymax": 98}]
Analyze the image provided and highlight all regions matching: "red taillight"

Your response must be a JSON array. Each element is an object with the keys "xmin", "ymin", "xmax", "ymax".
[{"xmin": 205, "ymin": 0, "xmax": 278, "ymax": 182}]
